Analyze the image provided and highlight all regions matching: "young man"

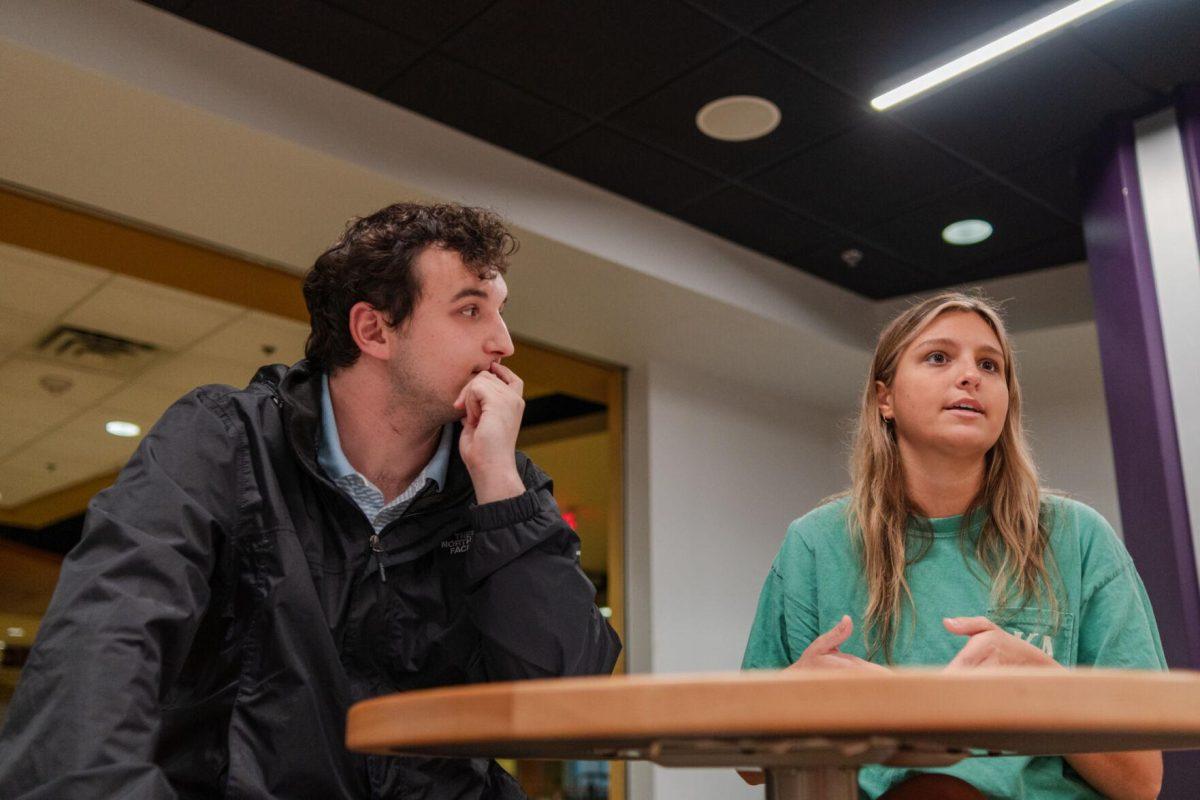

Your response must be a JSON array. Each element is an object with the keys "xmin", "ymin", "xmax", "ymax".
[{"xmin": 0, "ymin": 202, "xmax": 621, "ymax": 799}]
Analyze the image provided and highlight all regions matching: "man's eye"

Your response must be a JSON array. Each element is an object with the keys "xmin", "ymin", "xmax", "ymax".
[{"xmin": 461, "ymin": 306, "xmax": 479, "ymax": 318}]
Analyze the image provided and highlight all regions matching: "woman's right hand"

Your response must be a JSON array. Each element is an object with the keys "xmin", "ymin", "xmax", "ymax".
[
  {"xmin": 739, "ymin": 617, "xmax": 887, "ymax": 785},
  {"xmin": 789, "ymin": 615, "xmax": 889, "ymax": 671}
]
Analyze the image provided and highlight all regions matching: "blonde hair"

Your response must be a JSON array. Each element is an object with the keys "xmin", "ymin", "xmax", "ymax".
[{"xmin": 849, "ymin": 291, "xmax": 1056, "ymax": 661}]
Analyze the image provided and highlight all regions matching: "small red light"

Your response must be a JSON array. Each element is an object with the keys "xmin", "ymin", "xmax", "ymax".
[{"xmin": 561, "ymin": 511, "xmax": 577, "ymax": 530}]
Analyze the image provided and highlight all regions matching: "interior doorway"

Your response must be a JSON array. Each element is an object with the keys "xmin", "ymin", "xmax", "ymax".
[{"xmin": 0, "ymin": 187, "xmax": 627, "ymax": 800}]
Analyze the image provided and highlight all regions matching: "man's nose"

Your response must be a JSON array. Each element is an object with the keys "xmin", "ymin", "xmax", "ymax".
[{"xmin": 488, "ymin": 317, "xmax": 515, "ymax": 359}]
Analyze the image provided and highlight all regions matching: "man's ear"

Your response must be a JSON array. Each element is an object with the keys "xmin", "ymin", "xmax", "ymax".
[
  {"xmin": 875, "ymin": 380, "xmax": 894, "ymax": 422},
  {"xmin": 347, "ymin": 301, "xmax": 392, "ymax": 362}
]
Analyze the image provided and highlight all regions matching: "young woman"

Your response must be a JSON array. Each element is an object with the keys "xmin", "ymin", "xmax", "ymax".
[{"xmin": 742, "ymin": 292, "xmax": 1166, "ymax": 800}]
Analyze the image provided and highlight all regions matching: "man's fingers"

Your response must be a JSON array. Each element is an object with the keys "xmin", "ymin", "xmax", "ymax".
[
  {"xmin": 463, "ymin": 388, "xmax": 484, "ymax": 427},
  {"xmin": 488, "ymin": 362, "xmax": 524, "ymax": 393},
  {"xmin": 453, "ymin": 382, "xmax": 470, "ymax": 412},
  {"xmin": 943, "ymin": 616, "xmax": 997, "ymax": 636}
]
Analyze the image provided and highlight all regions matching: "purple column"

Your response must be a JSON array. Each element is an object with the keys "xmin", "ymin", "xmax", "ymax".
[
  {"xmin": 1080, "ymin": 114, "xmax": 1200, "ymax": 798},
  {"xmin": 1180, "ymin": 87, "xmax": 1200, "ymax": 245}
]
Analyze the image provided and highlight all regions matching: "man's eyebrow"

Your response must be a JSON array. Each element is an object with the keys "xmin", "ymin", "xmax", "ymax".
[{"xmin": 449, "ymin": 288, "xmax": 489, "ymax": 302}]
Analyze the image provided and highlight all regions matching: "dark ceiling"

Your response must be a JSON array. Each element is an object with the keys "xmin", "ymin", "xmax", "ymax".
[{"xmin": 140, "ymin": 0, "xmax": 1199, "ymax": 298}]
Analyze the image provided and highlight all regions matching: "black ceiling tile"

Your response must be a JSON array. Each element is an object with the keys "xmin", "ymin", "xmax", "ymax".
[
  {"xmin": 1002, "ymin": 144, "xmax": 1086, "ymax": 222},
  {"xmin": 893, "ymin": 38, "xmax": 1155, "ymax": 173},
  {"xmin": 321, "ymin": 0, "xmax": 493, "ymax": 45},
  {"xmin": 678, "ymin": 186, "xmax": 834, "ymax": 259},
  {"xmin": 948, "ymin": 232, "xmax": 1087, "ymax": 284},
  {"xmin": 747, "ymin": 118, "xmax": 980, "ymax": 229},
  {"xmin": 860, "ymin": 180, "xmax": 1077, "ymax": 278},
  {"xmin": 610, "ymin": 42, "xmax": 867, "ymax": 179},
  {"xmin": 440, "ymin": 0, "xmax": 738, "ymax": 117},
  {"xmin": 381, "ymin": 54, "xmax": 588, "ymax": 159},
  {"xmin": 1070, "ymin": 0, "xmax": 1200, "ymax": 97},
  {"xmin": 182, "ymin": 0, "xmax": 424, "ymax": 93},
  {"xmin": 541, "ymin": 126, "xmax": 724, "ymax": 213},
  {"xmin": 756, "ymin": 0, "xmax": 1043, "ymax": 99},
  {"xmin": 684, "ymin": 0, "xmax": 803, "ymax": 31},
  {"xmin": 787, "ymin": 241, "xmax": 937, "ymax": 300}
]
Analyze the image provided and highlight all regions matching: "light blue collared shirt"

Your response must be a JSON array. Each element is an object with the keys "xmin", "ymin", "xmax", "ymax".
[{"xmin": 317, "ymin": 373, "xmax": 453, "ymax": 534}]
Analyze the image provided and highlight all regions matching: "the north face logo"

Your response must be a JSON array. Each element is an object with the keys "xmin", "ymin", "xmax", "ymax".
[{"xmin": 440, "ymin": 533, "xmax": 473, "ymax": 554}]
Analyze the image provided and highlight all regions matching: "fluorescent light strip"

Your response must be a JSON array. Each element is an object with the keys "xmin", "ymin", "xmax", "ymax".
[{"xmin": 871, "ymin": 0, "xmax": 1121, "ymax": 111}]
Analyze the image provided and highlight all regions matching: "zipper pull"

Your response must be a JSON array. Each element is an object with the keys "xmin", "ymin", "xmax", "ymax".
[{"xmin": 369, "ymin": 533, "xmax": 387, "ymax": 583}]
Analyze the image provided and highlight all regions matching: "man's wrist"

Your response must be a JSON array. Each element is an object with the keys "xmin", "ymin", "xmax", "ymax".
[{"xmin": 469, "ymin": 465, "xmax": 526, "ymax": 504}]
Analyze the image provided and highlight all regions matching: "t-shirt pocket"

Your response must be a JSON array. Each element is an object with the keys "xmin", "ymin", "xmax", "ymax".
[{"xmin": 988, "ymin": 606, "xmax": 1078, "ymax": 667}]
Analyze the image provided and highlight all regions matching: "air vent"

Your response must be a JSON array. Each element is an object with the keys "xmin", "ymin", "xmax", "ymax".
[{"xmin": 34, "ymin": 325, "xmax": 160, "ymax": 376}]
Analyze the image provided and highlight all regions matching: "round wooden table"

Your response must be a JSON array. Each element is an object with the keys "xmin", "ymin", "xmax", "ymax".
[{"xmin": 347, "ymin": 669, "xmax": 1200, "ymax": 799}]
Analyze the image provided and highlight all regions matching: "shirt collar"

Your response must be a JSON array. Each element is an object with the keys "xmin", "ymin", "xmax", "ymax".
[{"xmin": 318, "ymin": 372, "xmax": 452, "ymax": 491}]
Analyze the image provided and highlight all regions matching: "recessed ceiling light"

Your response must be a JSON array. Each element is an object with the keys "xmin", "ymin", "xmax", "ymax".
[
  {"xmin": 871, "ymin": 0, "xmax": 1121, "ymax": 111},
  {"xmin": 105, "ymin": 420, "xmax": 141, "ymax": 438},
  {"xmin": 696, "ymin": 95, "xmax": 781, "ymax": 142},
  {"xmin": 6, "ymin": 627, "xmax": 25, "ymax": 638},
  {"xmin": 942, "ymin": 219, "xmax": 994, "ymax": 245}
]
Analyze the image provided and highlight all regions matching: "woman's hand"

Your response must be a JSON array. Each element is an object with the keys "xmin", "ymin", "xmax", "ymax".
[
  {"xmin": 739, "ymin": 617, "xmax": 887, "ymax": 786},
  {"xmin": 944, "ymin": 617, "xmax": 1161, "ymax": 798},
  {"xmin": 942, "ymin": 616, "xmax": 1060, "ymax": 670},
  {"xmin": 790, "ymin": 615, "xmax": 889, "ymax": 672}
]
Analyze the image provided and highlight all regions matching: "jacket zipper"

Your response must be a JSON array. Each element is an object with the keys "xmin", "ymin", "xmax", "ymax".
[
  {"xmin": 368, "ymin": 533, "xmax": 386, "ymax": 583},
  {"xmin": 266, "ymin": 379, "xmax": 462, "ymax": 586}
]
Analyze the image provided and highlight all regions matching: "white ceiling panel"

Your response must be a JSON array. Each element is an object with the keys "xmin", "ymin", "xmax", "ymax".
[
  {"xmin": 137, "ymin": 351, "xmax": 254, "ymax": 395},
  {"xmin": 0, "ymin": 242, "xmax": 110, "ymax": 321},
  {"xmin": 104, "ymin": 378, "xmax": 189, "ymax": 424},
  {"xmin": 1, "ymin": 445, "xmax": 116, "ymax": 497},
  {"xmin": 0, "ymin": 464, "xmax": 68, "ymax": 509},
  {"xmin": 191, "ymin": 310, "xmax": 308, "ymax": 367},
  {"xmin": 20, "ymin": 406, "xmax": 154, "ymax": 474},
  {"xmin": 0, "ymin": 357, "xmax": 124, "ymax": 408},
  {"xmin": 64, "ymin": 274, "xmax": 242, "ymax": 350},
  {"xmin": 0, "ymin": 310, "xmax": 55, "ymax": 355},
  {"xmin": 0, "ymin": 388, "xmax": 88, "ymax": 458}
]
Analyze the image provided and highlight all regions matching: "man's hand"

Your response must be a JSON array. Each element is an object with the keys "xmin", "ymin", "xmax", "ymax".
[
  {"xmin": 790, "ymin": 615, "xmax": 889, "ymax": 672},
  {"xmin": 453, "ymin": 362, "xmax": 527, "ymax": 504},
  {"xmin": 942, "ymin": 616, "xmax": 1061, "ymax": 670}
]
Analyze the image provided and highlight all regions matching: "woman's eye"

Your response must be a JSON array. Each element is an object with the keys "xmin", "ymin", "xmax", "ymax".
[
  {"xmin": 925, "ymin": 352, "xmax": 948, "ymax": 365},
  {"xmin": 980, "ymin": 359, "xmax": 1000, "ymax": 373}
]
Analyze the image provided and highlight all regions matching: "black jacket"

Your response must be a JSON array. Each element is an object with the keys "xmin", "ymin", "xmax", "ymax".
[{"xmin": 0, "ymin": 361, "xmax": 621, "ymax": 799}]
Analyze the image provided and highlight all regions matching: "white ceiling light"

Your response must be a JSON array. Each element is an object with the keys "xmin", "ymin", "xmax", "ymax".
[
  {"xmin": 105, "ymin": 420, "xmax": 141, "ymax": 438},
  {"xmin": 696, "ymin": 95, "xmax": 781, "ymax": 141},
  {"xmin": 942, "ymin": 219, "xmax": 994, "ymax": 245},
  {"xmin": 871, "ymin": 0, "xmax": 1123, "ymax": 111}
]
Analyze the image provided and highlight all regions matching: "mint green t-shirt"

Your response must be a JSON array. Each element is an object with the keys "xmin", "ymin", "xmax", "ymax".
[{"xmin": 742, "ymin": 496, "xmax": 1167, "ymax": 800}]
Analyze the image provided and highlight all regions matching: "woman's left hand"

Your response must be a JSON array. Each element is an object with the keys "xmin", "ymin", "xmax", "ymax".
[{"xmin": 942, "ymin": 616, "xmax": 1061, "ymax": 670}]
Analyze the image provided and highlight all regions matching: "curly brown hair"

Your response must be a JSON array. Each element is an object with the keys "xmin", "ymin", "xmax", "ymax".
[{"xmin": 302, "ymin": 202, "xmax": 518, "ymax": 372}]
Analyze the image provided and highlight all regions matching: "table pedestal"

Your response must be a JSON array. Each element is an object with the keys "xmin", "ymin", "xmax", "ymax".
[{"xmin": 766, "ymin": 767, "xmax": 858, "ymax": 800}]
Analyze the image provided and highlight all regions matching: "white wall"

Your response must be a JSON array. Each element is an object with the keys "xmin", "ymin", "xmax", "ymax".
[
  {"xmin": 626, "ymin": 360, "xmax": 850, "ymax": 800},
  {"xmin": 1012, "ymin": 321, "xmax": 1123, "ymax": 537}
]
